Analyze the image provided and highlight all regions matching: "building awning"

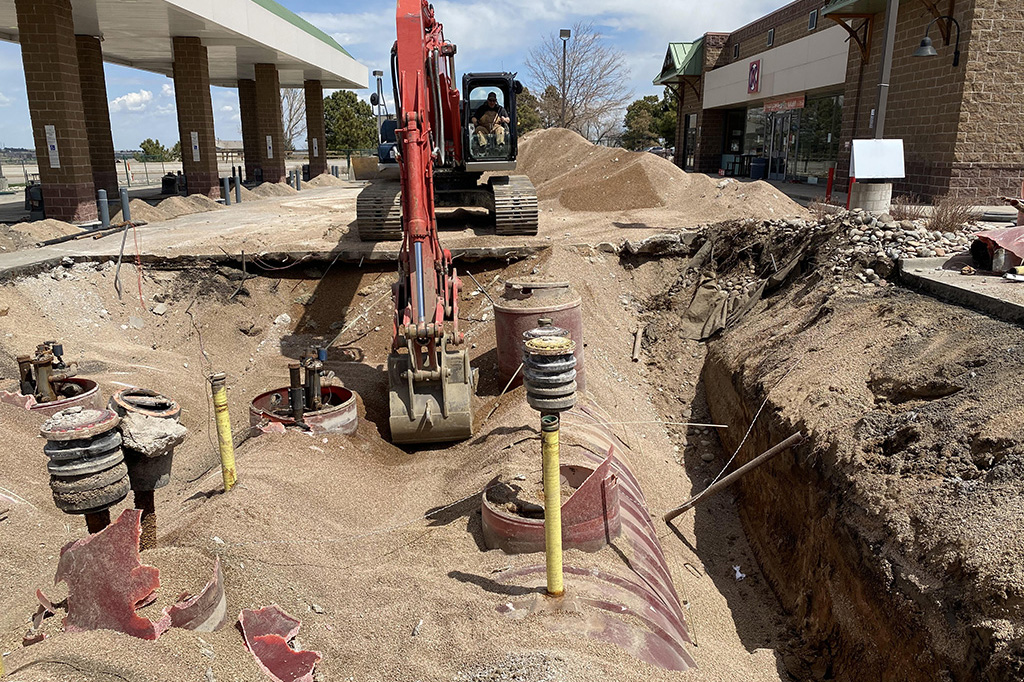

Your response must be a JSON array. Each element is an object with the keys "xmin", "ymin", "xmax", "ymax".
[
  {"xmin": 653, "ymin": 39, "xmax": 705, "ymax": 85},
  {"xmin": 0, "ymin": 0, "xmax": 367, "ymax": 89},
  {"xmin": 823, "ymin": 0, "xmax": 889, "ymax": 17}
]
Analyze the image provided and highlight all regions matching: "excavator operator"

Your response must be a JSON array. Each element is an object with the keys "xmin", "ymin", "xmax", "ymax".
[{"xmin": 470, "ymin": 92, "xmax": 509, "ymax": 148}]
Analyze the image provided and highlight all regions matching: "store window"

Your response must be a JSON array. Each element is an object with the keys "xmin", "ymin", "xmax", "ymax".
[
  {"xmin": 744, "ymin": 107, "xmax": 766, "ymax": 156},
  {"xmin": 793, "ymin": 94, "xmax": 844, "ymax": 182}
]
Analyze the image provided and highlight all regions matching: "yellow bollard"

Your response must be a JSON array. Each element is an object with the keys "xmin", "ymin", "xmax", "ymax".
[
  {"xmin": 541, "ymin": 414, "xmax": 564, "ymax": 597},
  {"xmin": 209, "ymin": 372, "xmax": 237, "ymax": 492}
]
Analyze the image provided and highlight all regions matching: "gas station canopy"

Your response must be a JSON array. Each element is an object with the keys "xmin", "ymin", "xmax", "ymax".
[{"xmin": 0, "ymin": 0, "xmax": 367, "ymax": 89}]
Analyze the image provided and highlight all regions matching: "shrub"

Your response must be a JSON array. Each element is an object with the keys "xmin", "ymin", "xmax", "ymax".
[
  {"xmin": 889, "ymin": 194, "xmax": 927, "ymax": 222},
  {"xmin": 928, "ymin": 194, "xmax": 975, "ymax": 232}
]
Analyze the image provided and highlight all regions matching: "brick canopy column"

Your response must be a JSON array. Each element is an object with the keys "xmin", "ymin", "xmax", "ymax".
[
  {"xmin": 255, "ymin": 63, "xmax": 286, "ymax": 183},
  {"xmin": 172, "ymin": 37, "xmax": 219, "ymax": 198},
  {"xmin": 76, "ymin": 35, "xmax": 118, "ymax": 197},
  {"xmin": 304, "ymin": 80, "xmax": 327, "ymax": 178},
  {"xmin": 15, "ymin": 0, "xmax": 96, "ymax": 222},
  {"xmin": 238, "ymin": 79, "xmax": 260, "ymax": 182}
]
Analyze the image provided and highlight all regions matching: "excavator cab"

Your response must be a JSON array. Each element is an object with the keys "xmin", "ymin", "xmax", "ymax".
[{"xmin": 463, "ymin": 73, "xmax": 522, "ymax": 170}]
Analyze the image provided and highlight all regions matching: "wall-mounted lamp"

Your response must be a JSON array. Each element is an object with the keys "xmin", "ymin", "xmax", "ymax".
[{"xmin": 913, "ymin": 15, "xmax": 961, "ymax": 67}]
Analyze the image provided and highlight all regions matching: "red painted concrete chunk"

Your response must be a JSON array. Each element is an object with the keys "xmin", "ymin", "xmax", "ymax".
[
  {"xmin": 240, "ymin": 605, "xmax": 321, "ymax": 682},
  {"xmin": 54, "ymin": 508, "xmax": 171, "ymax": 639}
]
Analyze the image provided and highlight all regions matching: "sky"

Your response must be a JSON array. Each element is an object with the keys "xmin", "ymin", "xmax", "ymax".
[{"xmin": 0, "ymin": 0, "xmax": 781, "ymax": 152}]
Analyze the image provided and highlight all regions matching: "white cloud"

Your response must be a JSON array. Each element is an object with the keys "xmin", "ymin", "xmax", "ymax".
[
  {"xmin": 109, "ymin": 89, "xmax": 153, "ymax": 113},
  {"xmin": 161, "ymin": 83, "xmax": 175, "ymax": 97},
  {"xmin": 0, "ymin": 91, "xmax": 10, "ymax": 107},
  {"xmin": 220, "ymin": 105, "xmax": 234, "ymax": 112}
]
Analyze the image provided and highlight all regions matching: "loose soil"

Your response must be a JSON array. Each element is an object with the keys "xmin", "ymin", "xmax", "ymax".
[
  {"xmin": 5, "ymin": 218, "xmax": 81, "ymax": 243},
  {"xmin": 306, "ymin": 174, "xmax": 348, "ymax": 189},
  {"xmin": 251, "ymin": 182, "xmax": 299, "ymax": 198},
  {"xmin": 111, "ymin": 199, "xmax": 171, "ymax": 224},
  {"xmin": 518, "ymin": 129, "xmax": 806, "ymax": 225},
  {"xmin": 641, "ymin": 217, "xmax": 1024, "ymax": 681},
  {"xmin": 0, "ymin": 247, "xmax": 792, "ymax": 681}
]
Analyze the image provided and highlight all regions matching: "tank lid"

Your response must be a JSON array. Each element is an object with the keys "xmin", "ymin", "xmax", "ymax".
[{"xmin": 523, "ymin": 318, "xmax": 570, "ymax": 341}]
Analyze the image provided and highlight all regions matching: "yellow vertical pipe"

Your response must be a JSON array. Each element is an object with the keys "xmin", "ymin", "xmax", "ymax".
[
  {"xmin": 541, "ymin": 414, "xmax": 564, "ymax": 597},
  {"xmin": 209, "ymin": 372, "xmax": 237, "ymax": 492}
]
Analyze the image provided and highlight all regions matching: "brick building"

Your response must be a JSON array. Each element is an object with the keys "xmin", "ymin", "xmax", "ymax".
[
  {"xmin": 655, "ymin": 0, "xmax": 1024, "ymax": 202},
  {"xmin": 0, "ymin": 0, "xmax": 365, "ymax": 222}
]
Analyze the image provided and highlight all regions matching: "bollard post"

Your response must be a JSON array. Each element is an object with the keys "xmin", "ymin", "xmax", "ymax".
[
  {"xmin": 98, "ymin": 189, "xmax": 110, "ymax": 229},
  {"xmin": 209, "ymin": 373, "xmax": 237, "ymax": 492},
  {"xmin": 222, "ymin": 177, "xmax": 232, "ymax": 206},
  {"xmin": 295, "ymin": 169, "xmax": 301, "ymax": 191},
  {"xmin": 119, "ymin": 188, "xmax": 131, "ymax": 223},
  {"xmin": 235, "ymin": 168, "xmax": 242, "ymax": 204}
]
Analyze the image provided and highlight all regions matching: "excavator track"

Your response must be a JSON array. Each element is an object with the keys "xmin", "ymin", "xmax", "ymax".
[
  {"xmin": 355, "ymin": 181, "xmax": 403, "ymax": 241},
  {"xmin": 491, "ymin": 175, "xmax": 539, "ymax": 236}
]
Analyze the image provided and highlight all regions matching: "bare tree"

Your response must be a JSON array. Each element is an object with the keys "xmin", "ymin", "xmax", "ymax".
[
  {"xmin": 281, "ymin": 89, "xmax": 306, "ymax": 151},
  {"xmin": 526, "ymin": 22, "xmax": 633, "ymax": 141}
]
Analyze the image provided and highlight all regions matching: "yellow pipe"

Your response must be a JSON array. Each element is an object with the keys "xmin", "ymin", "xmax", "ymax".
[
  {"xmin": 209, "ymin": 372, "xmax": 237, "ymax": 492},
  {"xmin": 541, "ymin": 414, "xmax": 564, "ymax": 597}
]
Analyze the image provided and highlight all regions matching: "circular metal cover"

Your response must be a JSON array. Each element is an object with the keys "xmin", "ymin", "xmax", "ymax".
[
  {"xmin": 109, "ymin": 387, "xmax": 181, "ymax": 420},
  {"xmin": 524, "ymin": 336, "xmax": 576, "ymax": 356},
  {"xmin": 40, "ymin": 407, "xmax": 121, "ymax": 442},
  {"xmin": 47, "ymin": 448, "xmax": 125, "ymax": 476}
]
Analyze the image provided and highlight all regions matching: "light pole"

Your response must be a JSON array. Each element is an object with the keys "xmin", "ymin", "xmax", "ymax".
[{"xmin": 559, "ymin": 28, "xmax": 571, "ymax": 128}]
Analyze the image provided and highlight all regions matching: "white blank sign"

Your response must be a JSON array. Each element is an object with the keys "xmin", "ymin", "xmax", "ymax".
[{"xmin": 851, "ymin": 139, "xmax": 905, "ymax": 180}]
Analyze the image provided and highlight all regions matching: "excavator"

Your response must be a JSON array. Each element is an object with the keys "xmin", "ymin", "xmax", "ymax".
[
  {"xmin": 356, "ymin": 1, "xmax": 539, "ymax": 242},
  {"xmin": 384, "ymin": 0, "xmax": 520, "ymax": 444}
]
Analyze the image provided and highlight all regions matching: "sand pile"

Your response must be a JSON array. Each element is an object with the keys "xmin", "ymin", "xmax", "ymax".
[
  {"xmin": 517, "ymin": 128, "xmax": 805, "ymax": 222},
  {"xmin": 184, "ymin": 194, "xmax": 225, "ymax": 212},
  {"xmin": 251, "ymin": 182, "xmax": 299, "ymax": 198},
  {"xmin": 110, "ymin": 199, "xmax": 170, "ymax": 224},
  {"xmin": 306, "ymin": 173, "xmax": 347, "ymax": 188},
  {"xmin": 157, "ymin": 196, "xmax": 204, "ymax": 219},
  {"xmin": 7, "ymin": 218, "xmax": 81, "ymax": 242},
  {"xmin": 237, "ymin": 185, "xmax": 258, "ymax": 201}
]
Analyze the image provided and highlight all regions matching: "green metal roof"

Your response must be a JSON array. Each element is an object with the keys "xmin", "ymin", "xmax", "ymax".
[
  {"xmin": 251, "ymin": 0, "xmax": 353, "ymax": 57},
  {"xmin": 823, "ymin": 0, "xmax": 888, "ymax": 17},
  {"xmin": 653, "ymin": 39, "xmax": 704, "ymax": 85}
]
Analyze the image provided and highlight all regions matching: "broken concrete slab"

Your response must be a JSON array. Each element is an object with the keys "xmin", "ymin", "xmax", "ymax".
[{"xmin": 120, "ymin": 412, "xmax": 187, "ymax": 458}]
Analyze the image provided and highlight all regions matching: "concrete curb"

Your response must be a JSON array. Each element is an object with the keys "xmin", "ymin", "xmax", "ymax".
[{"xmin": 897, "ymin": 258, "xmax": 1024, "ymax": 326}]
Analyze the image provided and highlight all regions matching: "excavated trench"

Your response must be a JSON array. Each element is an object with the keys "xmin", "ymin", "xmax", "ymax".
[
  {"xmin": 637, "ymin": 220, "xmax": 1024, "ymax": 682},
  {"xmin": 3, "ymin": 231, "xmax": 1021, "ymax": 680}
]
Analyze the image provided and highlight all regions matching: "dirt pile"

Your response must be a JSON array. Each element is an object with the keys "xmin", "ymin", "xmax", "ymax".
[
  {"xmin": 251, "ymin": 182, "xmax": 299, "ymax": 198},
  {"xmin": 517, "ymin": 128, "xmax": 804, "ymax": 223},
  {"xmin": 157, "ymin": 196, "xmax": 205, "ymax": 219},
  {"xmin": 306, "ymin": 173, "xmax": 347, "ymax": 188},
  {"xmin": 6, "ymin": 218, "xmax": 81, "ymax": 243},
  {"xmin": 111, "ymin": 199, "xmax": 170, "ymax": 224},
  {"xmin": 237, "ymin": 185, "xmax": 258, "ymax": 201},
  {"xmin": 184, "ymin": 194, "xmax": 225, "ymax": 212}
]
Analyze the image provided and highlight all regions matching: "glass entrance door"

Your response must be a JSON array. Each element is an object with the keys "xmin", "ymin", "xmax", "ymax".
[{"xmin": 767, "ymin": 112, "xmax": 789, "ymax": 181}]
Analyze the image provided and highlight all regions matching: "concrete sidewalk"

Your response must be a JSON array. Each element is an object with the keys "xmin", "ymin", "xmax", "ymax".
[{"xmin": 898, "ymin": 255, "xmax": 1024, "ymax": 326}]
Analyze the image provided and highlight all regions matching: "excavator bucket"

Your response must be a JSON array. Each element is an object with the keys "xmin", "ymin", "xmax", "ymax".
[{"xmin": 388, "ymin": 348, "xmax": 473, "ymax": 445}]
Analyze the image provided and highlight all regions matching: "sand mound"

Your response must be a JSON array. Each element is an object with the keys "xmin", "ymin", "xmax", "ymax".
[
  {"xmin": 251, "ymin": 182, "xmax": 298, "ymax": 198},
  {"xmin": 110, "ymin": 199, "xmax": 170, "ymax": 224},
  {"xmin": 517, "ymin": 128, "xmax": 805, "ymax": 222},
  {"xmin": 8, "ymin": 218, "xmax": 81, "ymax": 242},
  {"xmin": 184, "ymin": 194, "xmax": 225, "ymax": 212},
  {"xmin": 306, "ymin": 173, "xmax": 347, "ymax": 188},
  {"xmin": 157, "ymin": 196, "xmax": 203, "ymax": 218},
  {"xmin": 237, "ymin": 185, "xmax": 258, "ymax": 200}
]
